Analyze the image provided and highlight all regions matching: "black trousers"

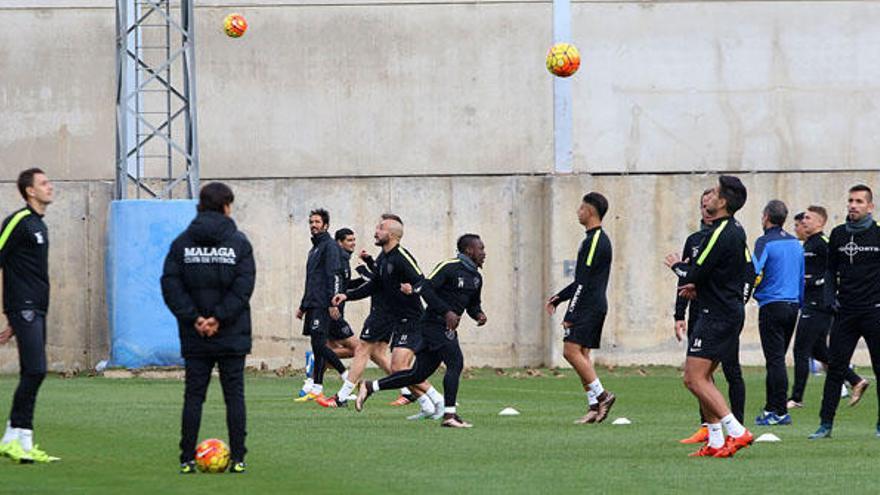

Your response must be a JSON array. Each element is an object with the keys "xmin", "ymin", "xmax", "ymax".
[
  {"xmin": 758, "ymin": 302, "xmax": 799, "ymax": 415},
  {"xmin": 790, "ymin": 309, "xmax": 862, "ymax": 403},
  {"xmin": 180, "ymin": 355, "xmax": 247, "ymax": 463},
  {"xmin": 819, "ymin": 310, "xmax": 880, "ymax": 425},
  {"xmin": 8, "ymin": 310, "xmax": 47, "ymax": 430},
  {"xmin": 377, "ymin": 328, "xmax": 464, "ymax": 408},
  {"xmin": 688, "ymin": 314, "xmax": 746, "ymax": 424}
]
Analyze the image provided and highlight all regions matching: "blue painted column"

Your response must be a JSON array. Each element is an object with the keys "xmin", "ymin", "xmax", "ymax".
[{"xmin": 553, "ymin": 0, "xmax": 573, "ymax": 173}]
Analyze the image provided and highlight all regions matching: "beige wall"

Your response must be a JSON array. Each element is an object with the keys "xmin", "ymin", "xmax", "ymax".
[{"xmin": 2, "ymin": 173, "xmax": 879, "ymax": 371}]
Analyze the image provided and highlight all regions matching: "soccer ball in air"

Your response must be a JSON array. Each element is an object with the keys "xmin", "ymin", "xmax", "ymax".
[
  {"xmin": 223, "ymin": 13, "xmax": 248, "ymax": 38},
  {"xmin": 546, "ymin": 42, "xmax": 581, "ymax": 78},
  {"xmin": 195, "ymin": 438, "xmax": 230, "ymax": 473}
]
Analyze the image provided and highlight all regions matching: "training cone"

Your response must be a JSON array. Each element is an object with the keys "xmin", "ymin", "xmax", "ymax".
[
  {"xmin": 612, "ymin": 417, "xmax": 632, "ymax": 425},
  {"xmin": 755, "ymin": 433, "xmax": 781, "ymax": 442},
  {"xmin": 498, "ymin": 407, "xmax": 520, "ymax": 416}
]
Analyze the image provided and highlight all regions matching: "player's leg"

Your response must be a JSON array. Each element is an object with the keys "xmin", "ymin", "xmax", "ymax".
[
  {"xmin": 563, "ymin": 342, "xmax": 599, "ymax": 423},
  {"xmin": 180, "ymin": 356, "xmax": 215, "ymax": 470},
  {"xmin": 857, "ymin": 321, "xmax": 880, "ymax": 434},
  {"xmin": 218, "ymin": 355, "xmax": 247, "ymax": 470},
  {"xmin": 359, "ymin": 351, "xmax": 442, "ymax": 412},
  {"xmin": 790, "ymin": 311, "xmax": 822, "ymax": 407},
  {"xmin": 5, "ymin": 311, "xmax": 56, "ymax": 464},
  {"xmin": 812, "ymin": 312, "xmax": 862, "ymax": 439},
  {"xmin": 437, "ymin": 339, "xmax": 470, "ymax": 428},
  {"xmin": 319, "ymin": 340, "xmax": 375, "ymax": 407},
  {"xmin": 720, "ymin": 343, "xmax": 745, "ymax": 424},
  {"xmin": 757, "ymin": 303, "xmax": 793, "ymax": 423}
]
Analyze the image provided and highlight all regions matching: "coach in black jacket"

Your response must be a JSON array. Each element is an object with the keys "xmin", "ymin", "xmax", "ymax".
[{"xmin": 161, "ymin": 182, "xmax": 255, "ymax": 473}]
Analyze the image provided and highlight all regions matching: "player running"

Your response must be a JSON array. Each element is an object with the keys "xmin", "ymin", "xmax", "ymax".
[
  {"xmin": 665, "ymin": 176, "xmax": 755, "ymax": 457},
  {"xmin": 546, "ymin": 192, "xmax": 616, "ymax": 425},
  {"xmin": 354, "ymin": 234, "xmax": 488, "ymax": 428}
]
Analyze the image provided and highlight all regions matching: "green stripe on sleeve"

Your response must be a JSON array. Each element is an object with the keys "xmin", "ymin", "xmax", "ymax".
[
  {"xmin": 399, "ymin": 247, "xmax": 423, "ymax": 276},
  {"xmin": 0, "ymin": 210, "xmax": 31, "ymax": 251},
  {"xmin": 586, "ymin": 229, "xmax": 602, "ymax": 266},
  {"xmin": 696, "ymin": 220, "xmax": 728, "ymax": 266},
  {"xmin": 428, "ymin": 259, "xmax": 459, "ymax": 279}
]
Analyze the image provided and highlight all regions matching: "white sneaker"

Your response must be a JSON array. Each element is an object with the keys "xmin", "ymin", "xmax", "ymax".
[
  {"xmin": 841, "ymin": 384, "xmax": 850, "ymax": 398},
  {"xmin": 430, "ymin": 403, "xmax": 445, "ymax": 420},
  {"xmin": 407, "ymin": 411, "xmax": 434, "ymax": 421}
]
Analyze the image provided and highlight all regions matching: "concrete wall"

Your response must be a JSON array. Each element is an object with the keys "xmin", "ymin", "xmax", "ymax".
[{"xmin": 1, "ymin": 1, "xmax": 879, "ymax": 369}]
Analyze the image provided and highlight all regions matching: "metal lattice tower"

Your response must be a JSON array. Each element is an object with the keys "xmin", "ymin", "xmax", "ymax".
[{"xmin": 115, "ymin": 0, "xmax": 199, "ymax": 200}]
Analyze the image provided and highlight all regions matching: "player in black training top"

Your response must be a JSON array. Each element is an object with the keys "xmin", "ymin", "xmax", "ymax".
[
  {"xmin": 329, "ymin": 214, "xmax": 445, "ymax": 418},
  {"xmin": 788, "ymin": 206, "xmax": 867, "ymax": 410},
  {"xmin": 0, "ymin": 168, "xmax": 60, "ymax": 464},
  {"xmin": 354, "ymin": 234, "xmax": 487, "ymax": 428},
  {"xmin": 546, "ymin": 192, "xmax": 616, "ymax": 425},
  {"xmin": 810, "ymin": 185, "xmax": 880, "ymax": 440},
  {"xmin": 677, "ymin": 189, "xmax": 746, "ymax": 445},
  {"xmin": 665, "ymin": 175, "xmax": 754, "ymax": 458},
  {"xmin": 294, "ymin": 209, "xmax": 348, "ymax": 402}
]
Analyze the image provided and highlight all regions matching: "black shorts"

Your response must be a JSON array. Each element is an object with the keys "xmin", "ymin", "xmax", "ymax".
[
  {"xmin": 359, "ymin": 314, "xmax": 394, "ymax": 343},
  {"xmin": 329, "ymin": 318, "xmax": 355, "ymax": 341},
  {"xmin": 391, "ymin": 319, "xmax": 423, "ymax": 352},
  {"xmin": 302, "ymin": 308, "xmax": 331, "ymax": 336},
  {"xmin": 687, "ymin": 315, "xmax": 743, "ymax": 361},
  {"xmin": 563, "ymin": 312, "xmax": 606, "ymax": 349},
  {"xmin": 421, "ymin": 320, "xmax": 460, "ymax": 352}
]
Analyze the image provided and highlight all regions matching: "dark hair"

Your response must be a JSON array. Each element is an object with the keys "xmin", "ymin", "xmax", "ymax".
[
  {"xmin": 17, "ymin": 168, "xmax": 45, "ymax": 201},
  {"xmin": 582, "ymin": 192, "xmax": 609, "ymax": 220},
  {"xmin": 793, "ymin": 211, "xmax": 805, "ymax": 222},
  {"xmin": 806, "ymin": 205, "xmax": 827, "ymax": 222},
  {"xmin": 381, "ymin": 213, "xmax": 403, "ymax": 225},
  {"xmin": 763, "ymin": 200, "xmax": 788, "ymax": 227},
  {"xmin": 457, "ymin": 233, "xmax": 481, "ymax": 253},
  {"xmin": 718, "ymin": 175, "xmax": 747, "ymax": 214},
  {"xmin": 310, "ymin": 208, "xmax": 330, "ymax": 226},
  {"xmin": 335, "ymin": 228, "xmax": 354, "ymax": 242},
  {"xmin": 849, "ymin": 184, "xmax": 873, "ymax": 203},
  {"xmin": 197, "ymin": 182, "xmax": 235, "ymax": 213}
]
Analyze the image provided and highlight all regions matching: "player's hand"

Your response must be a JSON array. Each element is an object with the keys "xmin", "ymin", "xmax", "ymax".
[
  {"xmin": 295, "ymin": 308, "xmax": 304, "ymax": 320},
  {"xmin": 358, "ymin": 250, "xmax": 373, "ymax": 262},
  {"xmin": 194, "ymin": 316, "xmax": 209, "ymax": 337},
  {"xmin": 0, "ymin": 324, "xmax": 14, "ymax": 345},
  {"xmin": 678, "ymin": 283, "xmax": 697, "ymax": 300},
  {"xmin": 562, "ymin": 320, "xmax": 573, "ymax": 329},
  {"xmin": 445, "ymin": 311, "xmax": 461, "ymax": 331},
  {"xmin": 674, "ymin": 320, "xmax": 686, "ymax": 342},
  {"xmin": 399, "ymin": 283, "xmax": 413, "ymax": 295},
  {"xmin": 475, "ymin": 313, "xmax": 488, "ymax": 326},
  {"xmin": 331, "ymin": 294, "xmax": 347, "ymax": 307},
  {"xmin": 204, "ymin": 317, "xmax": 220, "ymax": 337},
  {"xmin": 664, "ymin": 253, "xmax": 682, "ymax": 268},
  {"xmin": 329, "ymin": 306, "xmax": 341, "ymax": 321},
  {"xmin": 545, "ymin": 296, "xmax": 560, "ymax": 315}
]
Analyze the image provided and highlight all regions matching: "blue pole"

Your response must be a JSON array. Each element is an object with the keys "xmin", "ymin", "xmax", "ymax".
[{"xmin": 553, "ymin": 0, "xmax": 573, "ymax": 174}]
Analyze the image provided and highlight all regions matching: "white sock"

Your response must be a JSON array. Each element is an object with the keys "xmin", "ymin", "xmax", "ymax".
[
  {"xmin": 707, "ymin": 423, "xmax": 724, "ymax": 448},
  {"xmin": 312, "ymin": 384, "xmax": 323, "ymax": 395},
  {"xmin": 19, "ymin": 429, "xmax": 33, "ymax": 452},
  {"xmin": 444, "ymin": 406, "xmax": 456, "ymax": 414},
  {"xmin": 1, "ymin": 421, "xmax": 16, "ymax": 444},
  {"xmin": 341, "ymin": 370, "xmax": 349, "ymax": 382},
  {"xmin": 400, "ymin": 387, "xmax": 412, "ymax": 396},
  {"xmin": 425, "ymin": 386, "xmax": 444, "ymax": 405},
  {"xmin": 588, "ymin": 379, "xmax": 605, "ymax": 397},
  {"xmin": 372, "ymin": 380, "xmax": 381, "ymax": 392},
  {"xmin": 721, "ymin": 414, "xmax": 745, "ymax": 438},
  {"xmin": 301, "ymin": 377, "xmax": 314, "ymax": 393},
  {"xmin": 586, "ymin": 390, "xmax": 598, "ymax": 406},
  {"xmin": 338, "ymin": 379, "xmax": 355, "ymax": 399},
  {"xmin": 417, "ymin": 394, "xmax": 435, "ymax": 414}
]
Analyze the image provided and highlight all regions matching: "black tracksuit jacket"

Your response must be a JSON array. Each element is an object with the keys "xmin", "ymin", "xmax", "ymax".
[
  {"xmin": 826, "ymin": 221, "xmax": 880, "ymax": 313},
  {"xmin": 554, "ymin": 226, "xmax": 612, "ymax": 324},
  {"xmin": 674, "ymin": 224, "xmax": 711, "ymax": 322},
  {"xmin": 346, "ymin": 245, "xmax": 424, "ymax": 322},
  {"xmin": 161, "ymin": 211, "xmax": 256, "ymax": 357},
  {"xmin": 299, "ymin": 231, "xmax": 341, "ymax": 311},
  {"xmin": 671, "ymin": 216, "xmax": 753, "ymax": 321},
  {"xmin": 802, "ymin": 232, "xmax": 832, "ymax": 313},
  {"xmin": 418, "ymin": 255, "xmax": 484, "ymax": 324},
  {"xmin": 0, "ymin": 206, "xmax": 49, "ymax": 314}
]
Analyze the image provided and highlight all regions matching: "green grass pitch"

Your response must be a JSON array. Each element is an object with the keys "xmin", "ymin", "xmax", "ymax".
[{"xmin": 0, "ymin": 366, "xmax": 877, "ymax": 494}]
